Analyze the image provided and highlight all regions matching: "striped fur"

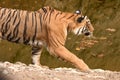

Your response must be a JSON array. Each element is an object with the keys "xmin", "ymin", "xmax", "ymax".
[
  {"xmin": 0, "ymin": 7, "xmax": 44, "ymax": 46},
  {"xmin": 0, "ymin": 6, "xmax": 94, "ymax": 71}
]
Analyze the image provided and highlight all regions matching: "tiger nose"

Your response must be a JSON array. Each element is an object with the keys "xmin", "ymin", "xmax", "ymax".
[{"xmin": 84, "ymin": 32, "xmax": 90, "ymax": 36}]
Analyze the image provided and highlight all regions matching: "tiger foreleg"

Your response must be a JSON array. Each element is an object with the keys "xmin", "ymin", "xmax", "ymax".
[
  {"xmin": 53, "ymin": 46, "xmax": 90, "ymax": 72},
  {"xmin": 31, "ymin": 46, "xmax": 43, "ymax": 66}
]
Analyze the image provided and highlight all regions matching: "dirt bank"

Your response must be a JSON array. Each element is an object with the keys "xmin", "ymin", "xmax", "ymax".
[{"xmin": 0, "ymin": 62, "xmax": 120, "ymax": 80}]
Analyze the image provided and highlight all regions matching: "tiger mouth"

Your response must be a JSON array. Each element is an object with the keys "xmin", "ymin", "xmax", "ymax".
[
  {"xmin": 84, "ymin": 32, "xmax": 93, "ymax": 37},
  {"xmin": 84, "ymin": 32, "xmax": 90, "ymax": 36}
]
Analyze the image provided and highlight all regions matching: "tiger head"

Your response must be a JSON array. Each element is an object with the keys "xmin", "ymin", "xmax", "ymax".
[{"xmin": 67, "ymin": 10, "xmax": 94, "ymax": 37}]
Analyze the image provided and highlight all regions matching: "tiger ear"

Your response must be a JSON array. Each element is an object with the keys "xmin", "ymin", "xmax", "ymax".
[{"xmin": 75, "ymin": 10, "xmax": 81, "ymax": 14}]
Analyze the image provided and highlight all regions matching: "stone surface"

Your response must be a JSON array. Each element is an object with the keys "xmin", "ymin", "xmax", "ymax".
[{"xmin": 0, "ymin": 62, "xmax": 120, "ymax": 80}]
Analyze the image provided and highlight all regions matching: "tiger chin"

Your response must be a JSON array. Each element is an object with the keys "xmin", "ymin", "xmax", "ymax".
[{"xmin": 0, "ymin": 6, "xmax": 94, "ymax": 72}]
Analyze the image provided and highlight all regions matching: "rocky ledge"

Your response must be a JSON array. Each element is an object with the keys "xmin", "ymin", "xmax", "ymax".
[{"xmin": 0, "ymin": 62, "xmax": 120, "ymax": 80}]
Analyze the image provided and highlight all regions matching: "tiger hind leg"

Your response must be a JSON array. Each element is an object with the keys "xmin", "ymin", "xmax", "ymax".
[{"xmin": 31, "ymin": 46, "xmax": 43, "ymax": 66}]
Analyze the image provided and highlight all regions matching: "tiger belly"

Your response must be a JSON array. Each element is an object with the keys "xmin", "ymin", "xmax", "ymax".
[{"xmin": 28, "ymin": 40, "xmax": 44, "ymax": 47}]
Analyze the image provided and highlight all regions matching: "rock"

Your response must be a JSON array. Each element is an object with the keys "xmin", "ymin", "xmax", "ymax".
[{"xmin": 0, "ymin": 62, "xmax": 120, "ymax": 80}]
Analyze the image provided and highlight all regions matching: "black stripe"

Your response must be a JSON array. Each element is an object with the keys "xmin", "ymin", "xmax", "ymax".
[
  {"xmin": 7, "ymin": 32, "xmax": 12, "ymax": 41},
  {"xmin": 32, "ymin": 12, "xmax": 34, "ymax": 27},
  {"xmin": 23, "ymin": 11, "xmax": 31, "ymax": 44},
  {"xmin": 12, "ymin": 11, "xmax": 18, "ymax": 38},
  {"xmin": 7, "ymin": 14, "xmax": 20, "ymax": 42},
  {"xmin": 77, "ymin": 28, "xmax": 82, "ymax": 35},
  {"xmin": 55, "ymin": 12, "xmax": 59, "ymax": 20},
  {"xmin": 6, "ymin": 10, "xmax": 17, "ymax": 41},
  {"xmin": 44, "ymin": 12, "xmax": 49, "ymax": 20},
  {"xmin": 13, "ymin": 22, "xmax": 20, "ymax": 38},
  {"xmin": 13, "ymin": 37, "xmax": 21, "ymax": 43},
  {"xmin": 39, "ymin": 13, "xmax": 42, "ymax": 32},
  {"xmin": 81, "ymin": 27, "xmax": 85, "ymax": 33},
  {"xmin": 1, "ymin": 9, "xmax": 11, "ymax": 28},
  {"xmin": 42, "ymin": 7, "xmax": 47, "ymax": 13},
  {"xmin": 13, "ymin": 11, "xmax": 18, "ymax": 25},
  {"xmin": 67, "ymin": 14, "xmax": 74, "ymax": 19},
  {"xmin": 42, "ymin": 13, "xmax": 46, "ymax": 21},
  {"xmin": 1, "ymin": 9, "xmax": 11, "ymax": 35},
  {"xmin": 41, "ymin": 7, "xmax": 47, "ymax": 21},
  {"xmin": 23, "ymin": 11, "xmax": 28, "ymax": 44},
  {"xmin": 32, "ymin": 12, "xmax": 37, "ymax": 43},
  {"xmin": 13, "ymin": 11, "xmax": 21, "ymax": 38},
  {"xmin": 0, "ymin": 8, "xmax": 6, "ymax": 19},
  {"xmin": 27, "ymin": 11, "xmax": 29, "ymax": 21},
  {"xmin": 6, "ymin": 9, "xmax": 17, "ymax": 35},
  {"xmin": 3, "ymin": 17, "xmax": 11, "ymax": 34},
  {"xmin": 60, "ymin": 15, "xmax": 66, "ymax": 20},
  {"xmin": 12, "ymin": 10, "xmax": 16, "ymax": 16},
  {"xmin": 24, "ymin": 37, "xmax": 30, "ymax": 44},
  {"xmin": 5, "ymin": 23, "xmax": 10, "ymax": 34},
  {"xmin": 50, "ymin": 36, "xmax": 59, "ymax": 47},
  {"xmin": 49, "ymin": 9, "xmax": 54, "ymax": 23},
  {"xmin": 32, "ymin": 47, "xmax": 41, "ymax": 54},
  {"xmin": 60, "ymin": 32, "xmax": 66, "ymax": 41},
  {"xmin": 4, "ymin": 10, "xmax": 11, "ymax": 32},
  {"xmin": 56, "ymin": 37, "xmax": 64, "ymax": 46}
]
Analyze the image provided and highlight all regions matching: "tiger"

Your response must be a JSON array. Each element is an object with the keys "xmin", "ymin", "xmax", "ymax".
[{"xmin": 0, "ymin": 6, "xmax": 94, "ymax": 72}]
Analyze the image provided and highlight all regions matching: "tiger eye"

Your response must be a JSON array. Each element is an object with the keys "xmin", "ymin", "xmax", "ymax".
[{"xmin": 77, "ymin": 17, "xmax": 84, "ymax": 23}]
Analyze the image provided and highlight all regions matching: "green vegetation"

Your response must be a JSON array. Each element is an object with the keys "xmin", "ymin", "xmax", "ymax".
[{"xmin": 0, "ymin": 0, "xmax": 120, "ymax": 71}]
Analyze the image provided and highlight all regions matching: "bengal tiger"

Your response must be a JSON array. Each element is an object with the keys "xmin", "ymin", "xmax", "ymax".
[{"xmin": 0, "ymin": 6, "xmax": 94, "ymax": 72}]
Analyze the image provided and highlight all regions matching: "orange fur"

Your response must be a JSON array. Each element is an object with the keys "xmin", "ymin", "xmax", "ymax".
[{"xmin": 0, "ymin": 6, "xmax": 94, "ymax": 71}]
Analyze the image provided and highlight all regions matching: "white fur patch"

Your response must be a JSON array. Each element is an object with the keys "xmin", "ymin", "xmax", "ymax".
[
  {"xmin": 29, "ymin": 40, "xmax": 43, "ymax": 46},
  {"xmin": 32, "ymin": 54, "xmax": 40, "ymax": 65},
  {"xmin": 73, "ymin": 27, "xmax": 84, "ymax": 35}
]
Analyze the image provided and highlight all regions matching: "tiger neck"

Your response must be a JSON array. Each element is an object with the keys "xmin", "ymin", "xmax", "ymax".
[{"xmin": 63, "ymin": 14, "xmax": 77, "ymax": 32}]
